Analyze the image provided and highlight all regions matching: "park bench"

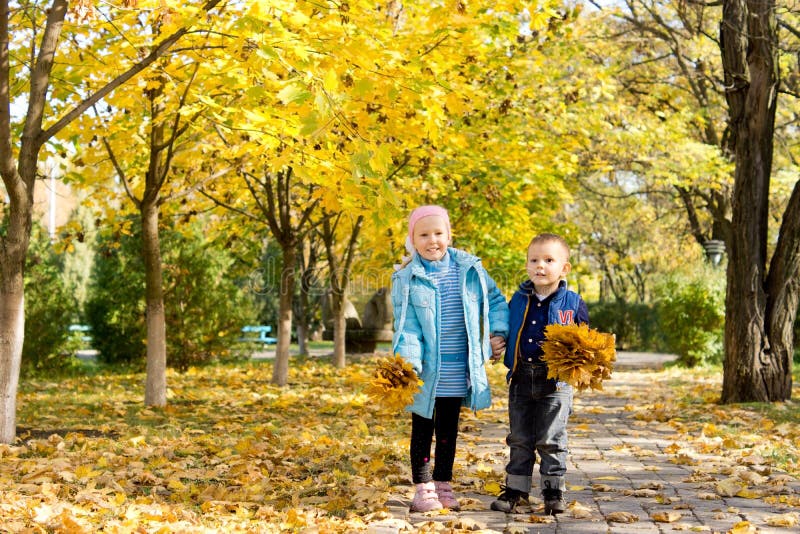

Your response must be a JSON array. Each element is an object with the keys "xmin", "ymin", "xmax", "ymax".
[
  {"xmin": 320, "ymin": 288, "xmax": 393, "ymax": 353},
  {"xmin": 68, "ymin": 324, "xmax": 93, "ymax": 344},
  {"xmin": 238, "ymin": 325, "xmax": 277, "ymax": 345}
]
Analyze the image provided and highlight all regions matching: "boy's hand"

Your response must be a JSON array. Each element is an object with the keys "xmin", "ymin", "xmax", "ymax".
[{"xmin": 490, "ymin": 335, "xmax": 506, "ymax": 362}]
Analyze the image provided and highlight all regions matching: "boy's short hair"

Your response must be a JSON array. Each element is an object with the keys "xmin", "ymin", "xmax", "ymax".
[{"xmin": 529, "ymin": 233, "xmax": 570, "ymax": 259}]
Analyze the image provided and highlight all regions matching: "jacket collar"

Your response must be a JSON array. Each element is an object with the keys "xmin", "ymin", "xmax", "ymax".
[
  {"xmin": 408, "ymin": 247, "xmax": 479, "ymax": 277},
  {"xmin": 517, "ymin": 278, "xmax": 568, "ymax": 297}
]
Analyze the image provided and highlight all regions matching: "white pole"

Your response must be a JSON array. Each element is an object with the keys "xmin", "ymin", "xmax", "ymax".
[{"xmin": 49, "ymin": 167, "xmax": 56, "ymax": 240}]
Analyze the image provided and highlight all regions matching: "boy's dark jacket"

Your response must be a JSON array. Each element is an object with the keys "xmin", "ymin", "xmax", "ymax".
[{"xmin": 503, "ymin": 279, "xmax": 587, "ymax": 380}]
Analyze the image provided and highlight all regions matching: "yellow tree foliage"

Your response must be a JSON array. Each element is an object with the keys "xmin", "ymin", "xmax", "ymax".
[
  {"xmin": 194, "ymin": 2, "xmax": 591, "ymax": 283},
  {"xmin": 0, "ymin": 0, "xmax": 227, "ymax": 443}
]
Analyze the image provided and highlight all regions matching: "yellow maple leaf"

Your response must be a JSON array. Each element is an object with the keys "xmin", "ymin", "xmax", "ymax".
[
  {"xmin": 607, "ymin": 511, "xmax": 638, "ymax": 523},
  {"xmin": 323, "ymin": 69, "xmax": 339, "ymax": 93},
  {"xmin": 735, "ymin": 488, "xmax": 762, "ymax": 498},
  {"xmin": 728, "ymin": 521, "xmax": 757, "ymax": 534},
  {"xmin": 765, "ymin": 512, "xmax": 799, "ymax": 527},
  {"xmin": 716, "ymin": 478, "xmax": 744, "ymax": 497},
  {"xmin": 566, "ymin": 500, "xmax": 593, "ymax": 519},
  {"xmin": 484, "ymin": 481, "xmax": 502, "ymax": 495},
  {"xmin": 74, "ymin": 464, "xmax": 100, "ymax": 480},
  {"xmin": 652, "ymin": 510, "xmax": 682, "ymax": 522}
]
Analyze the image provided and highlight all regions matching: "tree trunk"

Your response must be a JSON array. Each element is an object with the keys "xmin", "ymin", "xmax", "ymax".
[
  {"xmin": 0, "ymin": 196, "xmax": 30, "ymax": 443},
  {"xmin": 142, "ymin": 201, "xmax": 168, "ymax": 406},
  {"xmin": 319, "ymin": 214, "xmax": 363, "ymax": 368},
  {"xmin": 294, "ymin": 239, "xmax": 316, "ymax": 356},
  {"xmin": 719, "ymin": 0, "xmax": 793, "ymax": 402},
  {"xmin": 295, "ymin": 319, "xmax": 308, "ymax": 356},
  {"xmin": 331, "ymin": 291, "xmax": 347, "ymax": 368},
  {"xmin": 272, "ymin": 245, "xmax": 296, "ymax": 386}
]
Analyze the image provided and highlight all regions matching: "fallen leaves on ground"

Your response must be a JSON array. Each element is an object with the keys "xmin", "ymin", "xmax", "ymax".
[
  {"xmin": 568, "ymin": 365, "xmax": 800, "ymax": 533},
  {"xmin": 566, "ymin": 500, "xmax": 594, "ymax": 518},
  {"xmin": 607, "ymin": 510, "xmax": 638, "ymax": 523},
  {"xmin": 4, "ymin": 358, "xmax": 411, "ymax": 532},
  {"xmin": 766, "ymin": 512, "xmax": 799, "ymax": 527},
  {"xmin": 3, "ymin": 355, "xmax": 799, "ymax": 532},
  {"xmin": 612, "ymin": 367, "xmax": 800, "ymax": 494},
  {"xmin": 652, "ymin": 510, "xmax": 682, "ymax": 522}
]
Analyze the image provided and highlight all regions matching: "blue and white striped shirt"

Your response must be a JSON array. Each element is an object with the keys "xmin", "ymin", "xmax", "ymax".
[{"xmin": 421, "ymin": 252, "xmax": 468, "ymax": 397}]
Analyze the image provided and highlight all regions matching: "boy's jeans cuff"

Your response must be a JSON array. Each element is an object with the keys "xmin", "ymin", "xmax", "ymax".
[{"xmin": 506, "ymin": 474, "xmax": 532, "ymax": 493}]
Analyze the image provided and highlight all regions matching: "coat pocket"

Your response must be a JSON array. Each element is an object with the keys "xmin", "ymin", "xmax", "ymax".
[{"xmin": 410, "ymin": 290, "xmax": 434, "ymax": 309}]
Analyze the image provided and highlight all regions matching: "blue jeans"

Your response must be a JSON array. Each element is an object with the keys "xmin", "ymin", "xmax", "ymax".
[{"xmin": 504, "ymin": 364, "xmax": 572, "ymax": 493}]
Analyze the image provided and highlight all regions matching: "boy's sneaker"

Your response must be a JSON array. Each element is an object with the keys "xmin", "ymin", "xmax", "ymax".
[
  {"xmin": 490, "ymin": 486, "xmax": 529, "ymax": 512},
  {"xmin": 410, "ymin": 482, "xmax": 443, "ymax": 512},
  {"xmin": 434, "ymin": 481, "xmax": 460, "ymax": 510},
  {"xmin": 542, "ymin": 487, "xmax": 566, "ymax": 515}
]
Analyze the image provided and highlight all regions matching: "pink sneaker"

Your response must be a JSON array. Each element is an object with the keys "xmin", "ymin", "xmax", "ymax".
[
  {"xmin": 410, "ymin": 481, "xmax": 443, "ymax": 512},
  {"xmin": 434, "ymin": 481, "xmax": 460, "ymax": 510}
]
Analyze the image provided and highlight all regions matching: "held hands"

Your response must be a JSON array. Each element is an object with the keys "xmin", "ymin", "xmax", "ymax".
[{"xmin": 489, "ymin": 335, "xmax": 506, "ymax": 363}]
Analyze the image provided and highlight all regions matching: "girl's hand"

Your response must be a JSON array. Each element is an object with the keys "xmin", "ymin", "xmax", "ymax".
[{"xmin": 490, "ymin": 335, "xmax": 506, "ymax": 361}]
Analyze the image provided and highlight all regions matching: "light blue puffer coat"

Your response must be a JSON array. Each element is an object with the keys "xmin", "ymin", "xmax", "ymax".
[{"xmin": 391, "ymin": 248, "xmax": 509, "ymax": 418}]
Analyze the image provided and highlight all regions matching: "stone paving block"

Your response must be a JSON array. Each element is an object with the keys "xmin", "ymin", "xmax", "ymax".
[
  {"xmin": 606, "ymin": 526, "xmax": 662, "ymax": 534},
  {"xmin": 554, "ymin": 520, "xmax": 609, "ymax": 534}
]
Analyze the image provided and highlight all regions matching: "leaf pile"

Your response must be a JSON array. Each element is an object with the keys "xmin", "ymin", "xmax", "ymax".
[
  {"xmin": 365, "ymin": 354, "xmax": 421, "ymax": 411},
  {"xmin": 2, "ymin": 358, "xmax": 415, "ymax": 532},
  {"xmin": 541, "ymin": 323, "xmax": 616, "ymax": 391}
]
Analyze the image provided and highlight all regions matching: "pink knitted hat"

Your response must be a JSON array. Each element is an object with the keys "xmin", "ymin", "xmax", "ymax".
[{"xmin": 406, "ymin": 205, "xmax": 451, "ymax": 252}]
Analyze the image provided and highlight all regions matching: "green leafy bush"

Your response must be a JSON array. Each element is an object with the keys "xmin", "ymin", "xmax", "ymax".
[
  {"xmin": 587, "ymin": 300, "xmax": 666, "ymax": 352},
  {"xmin": 85, "ymin": 228, "xmax": 146, "ymax": 367},
  {"xmin": 653, "ymin": 266, "xmax": 725, "ymax": 367},
  {"xmin": 22, "ymin": 223, "xmax": 82, "ymax": 376},
  {"xmin": 85, "ymin": 220, "xmax": 259, "ymax": 371}
]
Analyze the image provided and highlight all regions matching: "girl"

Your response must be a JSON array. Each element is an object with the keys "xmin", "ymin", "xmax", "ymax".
[{"xmin": 391, "ymin": 205, "xmax": 508, "ymax": 512}]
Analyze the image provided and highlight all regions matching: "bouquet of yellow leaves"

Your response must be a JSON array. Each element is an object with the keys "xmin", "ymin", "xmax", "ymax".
[
  {"xmin": 540, "ymin": 323, "xmax": 616, "ymax": 391},
  {"xmin": 365, "ymin": 354, "xmax": 422, "ymax": 411}
]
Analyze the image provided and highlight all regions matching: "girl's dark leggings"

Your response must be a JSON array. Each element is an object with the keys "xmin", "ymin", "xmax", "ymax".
[{"xmin": 410, "ymin": 396, "xmax": 463, "ymax": 483}]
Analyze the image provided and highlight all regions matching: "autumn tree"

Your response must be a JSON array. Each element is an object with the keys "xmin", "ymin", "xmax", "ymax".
[
  {"xmin": 79, "ymin": 61, "xmax": 217, "ymax": 405},
  {"xmin": 0, "ymin": 0, "xmax": 222, "ymax": 443},
  {"xmin": 583, "ymin": 2, "xmax": 799, "ymax": 396},
  {"xmin": 363, "ymin": 4, "xmax": 606, "ymax": 291},
  {"xmin": 63, "ymin": 2, "xmax": 242, "ymax": 406},
  {"xmin": 201, "ymin": 165, "xmax": 322, "ymax": 386},
  {"xmin": 574, "ymin": 177, "xmax": 693, "ymax": 304},
  {"xmin": 589, "ymin": 1, "xmax": 735, "ymax": 246},
  {"xmin": 319, "ymin": 211, "xmax": 363, "ymax": 367},
  {"xmin": 198, "ymin": 1, "xmax": 546, "ymax": 379},
  {"xmin": 719, "ymin": 0, "xmax": 800, "ymax": 402}
]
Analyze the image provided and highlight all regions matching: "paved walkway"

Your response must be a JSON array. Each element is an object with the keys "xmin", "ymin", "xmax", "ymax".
[{"xmin": 369, "ymin": 352, "xmax": 800, "ymax": 533}]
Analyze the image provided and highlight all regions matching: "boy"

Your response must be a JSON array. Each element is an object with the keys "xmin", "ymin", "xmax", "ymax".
[{"xmin": 490, "ymin": 233, "xmax": 589, "ymax": 515}]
